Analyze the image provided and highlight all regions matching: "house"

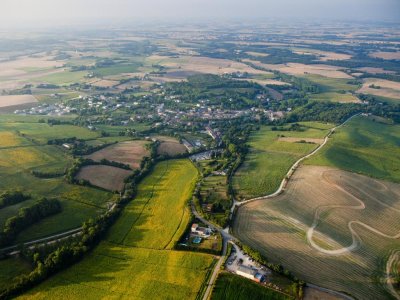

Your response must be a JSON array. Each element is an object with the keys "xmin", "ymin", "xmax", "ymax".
[
  {"xmin": 191, "ymin": 223, "xmax": 211, "ymax": 237},
  {"xmin": 236, "ymin": 265, "xmax": 265, "ymax": 283}
]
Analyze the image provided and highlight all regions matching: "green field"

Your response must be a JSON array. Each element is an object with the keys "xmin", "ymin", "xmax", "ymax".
[
  {"xmin": 0, "ymin": 258, "xmax": 32, "ymax": 291},
  {"xmin": 304, "ymin": 74, "xmax": 359, "ymax": 93},
  {"xmin": 211, "ymin": 273, "xmax": 291, "ymax": 300},
  {"xmin": 0, "ymin": 120, "xmax": 115, "ymax": 242},
  {"xmin": 18, "ymin": 159, "xmax": 215, "ymax": 299},
  {"xmin": 233, "ymin": 122, "xmax": 333, "ymax": 199},
  {"xmin": 0, "ymin": 123, "xmax": 99, "ymax": 144},
  {"xmin": 309, "ymin": 92, "xmax": 360, "ymax": 103},
  {"xmin": 305, "ymin": 115, "xmax": 400, "ymax": 183},
  {"xmin": 93, "ymin": 63, "xmax": 141, "ymax": 77},
  {"xmin": 35, "ymin": 71, "xmax": 89, "ymax": 85}
]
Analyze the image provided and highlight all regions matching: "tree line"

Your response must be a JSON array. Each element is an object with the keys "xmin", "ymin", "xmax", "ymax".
[{"xmin": 0, "ymin": 198, "xmax": 62, "ymax": 247}]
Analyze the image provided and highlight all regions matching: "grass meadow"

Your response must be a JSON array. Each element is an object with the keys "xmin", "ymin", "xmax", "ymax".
[
  {"xmin": 0, "ymin": 120, "xmax": 115, "ymax": 242},
  {"xmin": 233, "ymin": 122, "xmax": 332, "ymax": 199},
  {"xmin": 305, "ymin": 115, "xmax": 400, "ymax": 183},
  {"xmin": 17, "ymin": 159, "xmax": 215, "ymax": 300}
]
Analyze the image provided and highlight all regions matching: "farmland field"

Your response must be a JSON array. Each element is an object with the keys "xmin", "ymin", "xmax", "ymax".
[
  {"xmin": 0, "ymin": 95, "xmax": 37, "ymax": 108},
  {"xmin": 17, "ymin": 159, "xmax": 215, "ymax": 300},
  {"xmin": 156, "ymin": 136, "xmax": 187, "ymax": 156},
  {"xmin": 76, "ymin": 165, "xmax": 131, "ymax": 192},
  {"xmin": 85, "ymin": 140, "xmax": 149, "ymax": 169},
  {"xmin": 211, "ymin": 273, "xmax": 291, "ymax": 300},
  {"xmin": 306, "ymin": 116, "xmax": 400, "ymax": 183},
  {"xmin": 234, "ymin": 165, "xmax": 400, "ymax": 299},
  {"xmin": 233, "ymin": 122, "xmax": 332, "ymax": 199},
  {"xmin": 0, "ymin": 123, "xmax": 115, "ymax": 241},
  {"xmin": 309, "ymin": 92, "xmax": 360, "ymax": 103},
  {"xmin": 357, "ymin": 78, "xmax": 400, "ymax": 100}
]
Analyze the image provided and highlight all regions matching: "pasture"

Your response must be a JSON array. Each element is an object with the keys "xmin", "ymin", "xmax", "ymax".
[
  {"xmin": 234, "ymin": 165, "xmax": 400, "ymax": 299},
  {"xmin": 306, "ymin": 115, "xmax": 400, "ymax": 183},
  {"xmin": 0, "ymin": 123, "xmax": 99, "ymax": 144},
  {"xmin": 85, "ymin": 140, "xmax": 149, "ymax": 169},
  {"xmin": 18, "ymin": 159, "xmax": 215, "ymax": 300},
  {"xmin": 0, "ymin": 95, "xmax": 37, "ymax": 108},
  {"xmin": 76, "ymin": 165, "xmax": 131, "ymax": 192},
  {"xmin": 233, "ymin": 122, "xmax": 332, "ymax": 199}
]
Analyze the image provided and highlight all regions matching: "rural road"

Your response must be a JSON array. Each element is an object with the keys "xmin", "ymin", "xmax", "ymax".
[{"xmin": 190, "ymin": 202, "xmax": 236, "ymax": 300}]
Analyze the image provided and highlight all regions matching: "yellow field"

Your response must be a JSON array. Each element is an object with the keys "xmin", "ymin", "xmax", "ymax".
[
  {"xmin": 18, "ymin": 160, "xmax": 215, "ymax": 300},
  {"xmin": 0, "ymin": 132, "xmax": 28, "ymax": 147}
]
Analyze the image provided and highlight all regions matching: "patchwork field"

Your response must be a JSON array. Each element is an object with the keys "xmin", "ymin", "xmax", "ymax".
[
  {"xmin": 18, "ymin": 160, "xmax": 215, "ymax": 300},
  {"xmin": 0, "ymin": 95, "xmax": 37, "ymax": 108},
  {"xmin": 76, "ymin": 165, "xmax": 131, "ymax": 192},
  {"xmin": 233, "ymin": 122, "xmax": 332, "ymax": 199},
  {"xmin": 156, "ymin": 136, "xmax": 187, "ymax": 156},
  {"xmin": 147, "ymin": 55, "xmax": 268, "ymax": 77},
  {"xmin": 357, "ymin": 78, "xmax": 400, "ymax": 100},
  {"xmin": 85, "ymin": 140, "xmax": 149, "ymax": 169},
  {"xmin": 0, "ymin": 121, "xmax": 115, "ymax": 242},
  {"xmin": 234, "ymin": 165, "xmax": 400, "ymax": 300}
]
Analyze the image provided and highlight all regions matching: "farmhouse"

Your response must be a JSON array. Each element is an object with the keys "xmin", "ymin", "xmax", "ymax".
[
  {"xmin": 236, "ymin": 265, "xmax": 265, "ymax": 283},
  {"xmin": 191, "ymin": 223, "xmax": 212, "ymax": 237}
]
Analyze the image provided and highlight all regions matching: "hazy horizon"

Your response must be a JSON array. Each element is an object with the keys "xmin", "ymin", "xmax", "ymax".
[{"xmin": 0, "ymin": 0, "xmax": 399, "ymax": 29}]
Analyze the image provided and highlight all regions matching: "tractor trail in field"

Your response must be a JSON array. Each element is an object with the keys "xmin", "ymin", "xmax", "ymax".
[{"xmin": 307, "ymin": 171, "xmax": 400, "ymax": 256}]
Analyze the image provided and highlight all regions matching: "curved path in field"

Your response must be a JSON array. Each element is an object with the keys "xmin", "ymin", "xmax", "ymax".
[
  {"xmin": 234, "ymin": 113, "xmax": 360, "ymax": 211},
  {"xmin": 307, "ymin": 172, "xmax": 400, "ymax": 255}
]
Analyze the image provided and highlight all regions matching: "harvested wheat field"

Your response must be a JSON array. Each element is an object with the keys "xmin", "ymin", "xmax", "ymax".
[
  {"xmin": 156, "ymin": 136, "xmax": 187, "ymax": 156},
  {"xmin": 243, "ymin": 60, "xmax": 352, "ymax": 79},
  {"xmin": 85, "ymin": 140, "xmax": 149, "ymax": 169},
  {"xmin": 76, "ymin": 165, "xmax": 131, "ymax": 192},
  {"xmin": 369, "ymin": 51, "xmax": 400, "ymax": 60},
  {"xmin": 89, "ymin": 79, "xmax": 119, "ymax": 88},
  {"xmin": 0, "ymin": 95, "xmax": 37, "ymax": 108},
  {"xmin": 292, "ymin": 49, "xmax": 352, "ymax": 62},
  {"xmin": 234, "ymin": 165, "xmax": 400, "ymax": 300},
  {"xmin": 357, "ymin": 67, "xmax": 396, "ymax": 75},
  {"xmin": 358, "ymin": 78, "xmax": 400, "ymax": 100}
]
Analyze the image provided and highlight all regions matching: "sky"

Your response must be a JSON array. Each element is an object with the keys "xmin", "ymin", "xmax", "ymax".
[{"xmin": 0, "ymin": 0, "xmax": 399, "ymax": 28}]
